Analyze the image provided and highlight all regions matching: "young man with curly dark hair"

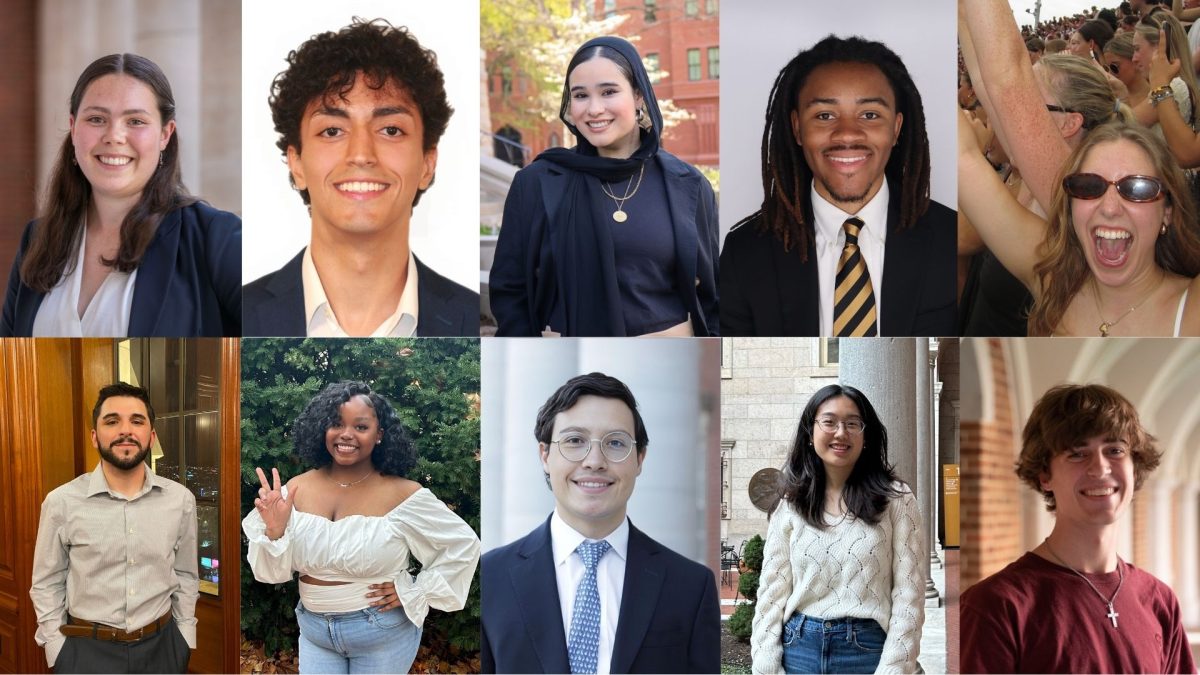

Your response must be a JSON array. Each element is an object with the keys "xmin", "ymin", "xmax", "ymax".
[
  {"xmin": 961, "ymin": 384, "xmax": 1195, "ymax": 674},
  {"xmin": 719, "ymin": 35, "xmax": 955, "ymax": 337},
  {"xmin": 243, "ymin": 18, "xmax": 478, "ymax": 337}
]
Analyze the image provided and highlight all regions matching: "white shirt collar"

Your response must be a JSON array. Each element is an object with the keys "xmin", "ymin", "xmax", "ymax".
[
  {"xmin": 550, "ymin": 510, "xmax": 630, "ymax": 566},
  {"xmin": 811, "ymin": 179, "xmax": 890, "ymax": 247},
  {"xmin": 302, "ymin": 247, "xmax": 419, "ymax": 337}
]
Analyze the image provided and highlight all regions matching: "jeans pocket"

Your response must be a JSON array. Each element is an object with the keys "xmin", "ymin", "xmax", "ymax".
[
  {"xmin": 848, "ymin": 623, "xmax": 886, "ymax": 653},
  {"xmin": 781, "ymin": 615, "xmax": 803, "ymax": 647},
  {"xmin": 366, "ymin": 605, "xmax": 404, "ymax": 630}
]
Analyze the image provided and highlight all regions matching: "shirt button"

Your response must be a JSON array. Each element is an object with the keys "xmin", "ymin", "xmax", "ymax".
[{"xmin": 129, "ymin": 590, "xmax": 135, "ymax": 596}]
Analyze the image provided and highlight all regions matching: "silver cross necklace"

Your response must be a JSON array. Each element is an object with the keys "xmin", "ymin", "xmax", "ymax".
[{"xmin": 1043, "ymin": 539, "xmax": 1125, "ymax": 628}]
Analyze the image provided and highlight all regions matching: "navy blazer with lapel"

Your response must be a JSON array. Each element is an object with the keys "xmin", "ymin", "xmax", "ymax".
[
  {"xmin": 1, "ymin": 201, "xmax": 241, "ymax": 337},
  {"xmin": 488, "ymin": 150, "xmax": 719, "ymax": 336},
  {"xmin": 480, "ymin": 517, "xmax": 720, "ymax": 674},
  {"xmin": 241, "ymin": 248, "xmax": 479, "ymax": 337},
  {"xmin": 718, "ymin": 190, "xmax": 956, "ymax": 337}
]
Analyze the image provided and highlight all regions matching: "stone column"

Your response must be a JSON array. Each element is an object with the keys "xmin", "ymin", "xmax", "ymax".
[
  {"xmin": 1178, "ymin": 483, "xmax": 1200, "ymax": 626},
  {"xmin": 915, "ymin": 339, "xmax": 940, "ymax": 604}
]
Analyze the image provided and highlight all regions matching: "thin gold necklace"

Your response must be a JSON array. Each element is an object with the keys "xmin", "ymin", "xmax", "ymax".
[
  {"xmin": 326, "ymin": 467, "xmax": 374, "ymax": 488},
  {"xmin": 600, "ymin": 163, "xmax": 645, "ymax": 223},
  {"xmin": 1042, "ymin": 539, "xmax": 1125, "ymax": 628},
  {"xmin": 1090, "ymin": 271, "xmax": 1164, "ymax": 337}
]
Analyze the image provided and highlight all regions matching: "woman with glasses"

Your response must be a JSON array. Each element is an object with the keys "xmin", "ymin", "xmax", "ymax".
[
  {"xmin": 961, "ymin": 119, "xmax": 1200, "ymax": 336},
  {"xmin": 1104, "ymin": 33, "xmax": 1151, "ymax": 108},
  {"xmin": 488, "ymin": 36, "xmax": 718, "ymax": 337},
  {"xmin": 243, "ymin": 381, "xmax": 480, "ymax": 673},
  {"xmin": 750, "ymin": 384, "xmax": 923, "ymax": 674}
]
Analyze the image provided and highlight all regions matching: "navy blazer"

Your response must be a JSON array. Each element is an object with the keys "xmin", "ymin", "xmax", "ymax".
[
  {"xmin": 481, "ymin": 517, "xmax": 720, "ymax": 674},
  {"xmin": 241, "ymin": 249, "xmax": 479, "ymax": 337},
  {"xmin": 489, "ymin": 151, "xmax": 719, "ymax": 336},
  {"xmin": 719, "ymin": 192, "xmax": 957, "ymax": 337},
  {"xmin": 1, "ymin": 202, "xmax": 241, "ymax": 337}
]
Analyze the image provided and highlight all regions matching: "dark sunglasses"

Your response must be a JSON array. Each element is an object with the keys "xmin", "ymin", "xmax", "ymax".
[
  {"xmin": 1045, "ymin": 104, "xmax": 1077, "ymax": 114},
  {"xmin": 1108, "ymin": 62, "xmax": 1120, "ymax": 75},
  {"xmin": 1062, "ymin": 173, "xmax": 1166, "ymax": 202}
]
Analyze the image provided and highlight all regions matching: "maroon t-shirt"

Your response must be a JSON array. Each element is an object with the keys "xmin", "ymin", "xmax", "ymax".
[{"xmin": 961, "ymin": 552, "xmax": 1196, "ymax": 674}]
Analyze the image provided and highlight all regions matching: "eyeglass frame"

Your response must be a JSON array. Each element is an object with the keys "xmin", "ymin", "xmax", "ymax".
[
  {"xmin": 814, "ymin": 417, "xmax": 867, "ymax": 435},
  {"xmin": 549, "ymin": 430, "xmax": 638, "ymax": 463},
  {"xmin": 1061, "ymin": 173, "xmax": 1166, "ymax": 203}
]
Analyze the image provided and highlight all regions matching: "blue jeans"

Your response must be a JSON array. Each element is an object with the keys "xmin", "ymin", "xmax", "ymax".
[
  {"xmin": 781, "ymin": 613, "xmax": 886, "ymax": 674},
  {"xmin": 295, "ymin": 602, "xmax": 421, "ymax": 674}
]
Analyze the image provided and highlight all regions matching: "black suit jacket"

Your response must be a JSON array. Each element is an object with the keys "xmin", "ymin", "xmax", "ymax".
[
  {"xmin": 719, "ymin": 194, "xmax": 957, "ymax": 337},
  {"xmin": 480, "ymin": 517, "xmax": 720, "ymax": 674},
  {"xmin": 241, "ymin": 249, "xmax": 479, "ymax": 336},
  {"xmin": 1, "ymin": 202, "xmax": 241, "ymax": 337}
]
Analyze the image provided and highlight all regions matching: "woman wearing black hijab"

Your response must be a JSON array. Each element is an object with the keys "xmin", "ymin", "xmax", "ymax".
[{"xmin": 489, "ymin": 36, "xmax": 719, "ymax": 336}]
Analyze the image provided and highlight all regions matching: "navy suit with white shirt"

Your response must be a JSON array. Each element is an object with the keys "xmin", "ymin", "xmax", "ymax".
[{"xmin": 480, "ymin": 515, "xmax": 719, "ymax": 674}]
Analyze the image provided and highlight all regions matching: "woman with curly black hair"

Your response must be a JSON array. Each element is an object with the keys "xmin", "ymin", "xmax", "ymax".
[
  {"xmin": 243, "ymin": 381, "xmax": 480, "ymax": 673},
  {"xmin": 750, "ymin": 384, "xmax": 924, "ymax": 674},
  {"xmin": 488, "ymin": 36, "xmax": 719, "ymax": 337}
]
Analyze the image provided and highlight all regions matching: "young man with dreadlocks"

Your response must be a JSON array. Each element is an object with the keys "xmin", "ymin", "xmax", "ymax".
[{"xmin": 719, "ymin": 36, "xmax": 956, "ymax": 337}]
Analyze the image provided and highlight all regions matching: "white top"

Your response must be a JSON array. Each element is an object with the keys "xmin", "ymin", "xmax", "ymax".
[
  {"xmin": 241, "ymin": 487, "xmax": 480, "ymax": 627},
  {"xmin": 1175, "ymin": 287, "xmax": 1189, "ymax": 337},
  {"xmin": 751, "ymin": 484, "xmax": 924, "ymax": 675},
  {"xmin": 551, "ymin": 511, "xmax": 629, "ymax": 675},
  {"xmin": 32, "ymin": 225, "xmax": 136, "ymax": 337},
  {"xmin": 302, "ymin": 247, "xmax": 419, "ymax": 337},
  {"xmin": 811, "ymin": 181, "xmax": 889, "ymax": 336}
]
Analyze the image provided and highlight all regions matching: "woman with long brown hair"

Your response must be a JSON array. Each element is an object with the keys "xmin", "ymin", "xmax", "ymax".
[{"xmin": 1, "ymin": 53, "xmax": 240, "ymax": 337}]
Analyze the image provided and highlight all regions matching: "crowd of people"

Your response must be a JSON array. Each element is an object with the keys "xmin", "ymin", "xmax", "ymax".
[{"xmin": 959, "ymin": 0, "xmax": 1200, "ymax": 336}]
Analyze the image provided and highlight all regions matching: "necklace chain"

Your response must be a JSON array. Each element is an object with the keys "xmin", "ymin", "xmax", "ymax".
[
  {"xmin": 1090, "ymin": 271, "xmax": 1164, "ymax": 337},
  {"xmin": 326, "ymin": 468, "xmax": 375, "ymax": 488},
  {"xmin": 1042, "ymin": 538, "xmax": 1125, "ymax": 628},
  {"xmin": 600, "ymin": 163, "xmax": 645, "ymax": 222}
]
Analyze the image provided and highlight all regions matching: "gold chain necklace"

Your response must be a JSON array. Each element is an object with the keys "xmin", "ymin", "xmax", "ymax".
[
  {"xmin": 599, "ymin": 163, "xmax": 645, "ymax": 223},
  {"xmin": 326, "ymin": 468, "xmax": 375, "ymax": 488},
  {"xmin": 1090, "ymin": 271, "xmax": 1164, "ymax": 337}
]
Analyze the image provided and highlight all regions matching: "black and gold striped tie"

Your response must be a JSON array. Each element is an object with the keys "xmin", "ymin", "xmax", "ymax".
[{"xmin": 833, "ymin": 217, "xmax": 878, "ymax": 337}]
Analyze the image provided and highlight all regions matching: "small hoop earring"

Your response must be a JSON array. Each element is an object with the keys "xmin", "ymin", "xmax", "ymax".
[{"xmin": 1160, "ymin": 222, "xmax": 1168, "ymax": 236}]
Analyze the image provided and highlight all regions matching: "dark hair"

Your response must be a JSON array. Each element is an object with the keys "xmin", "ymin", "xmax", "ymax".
[
  {"xmin": 1078, "ymin": 19, "xmax": 1115, "ymax": 53},
  {"xmin": 535, "ymin": 372, "xmax": 648, "ymax": 451},
  {"xmin": 1026, "ymin": 36, "xmax": 1046, "ymax": 52},
  {"xmin": 269, "ymin": 18, "xmax": 452, "ymax": 209},
  {"xmin": 292, "ymin": 381, "xmax": 416, "ymax": 477},
  {"xmin": 751, "ymin": 35, "xmax": 930, "ymax": 262},
  {"xmin": 1016, "ymin": 384, "xmax": 1161, "ymax": 511},
  {"xmin": 21, "ymin": 53, "xmax": 196, "ymax": 293},
  {"xmin": 558, "ymin": 45, "xmax": 642, "ymax": 131},
  {"xmin": 92, "ymin": 381, "xmax": 155, "ymax": 428},
  {"xmin": 777, "ymin": 384, "xmax": 902, "ymax": 528},
  {"xmin": 1097, "ymin": 8, "xmax": 1119, "ymax": 31}
]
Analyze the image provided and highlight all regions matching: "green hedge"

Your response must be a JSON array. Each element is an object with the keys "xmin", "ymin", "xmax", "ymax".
[
  {"xmin": 728, "ymin": 533, "xmax": 765, "ymax": 642},
  {"xmin": 239, "ymin": 338, "xmax": 481, "ymax": 658}
]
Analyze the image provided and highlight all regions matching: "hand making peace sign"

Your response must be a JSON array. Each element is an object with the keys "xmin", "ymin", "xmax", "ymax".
[{"xmin": 254, "ymin": 467, "xmax": 298, "ymax": 540}]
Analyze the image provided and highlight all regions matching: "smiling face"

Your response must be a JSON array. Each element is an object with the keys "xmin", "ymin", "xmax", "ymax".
[
  {"xmin": 1040, "ymin": 434, "xmax": 1134, "ymax": 527},
  {"xmin": 1069, "ymin": 139, "xmax": 1169, "ymax": 288},
  {"xmin": 791, "ymin": 61, "xmax": 903, "ymax": 213},
  {"xmin": 92, "ymin": 395, "xmax": 156, "ymax": 471},
  {"xmin": 70, "ymin": 74, "xmax": 174, "ymax": 205},
  {"xmin": 324, "ymin": 394, "xmax": 383, "ymax": 467},
  {"xmin": 566, "ymin": 56, "xmax": 643, "ymax": 159},
  {"xmin": 540, "ymin": 395, "xmax": 643, "ymax": 539},
  {"xmin": 812, "ymin": 395, "xmax": 865, "ymax": 477},
  {"xmin": 287, "ymin": 74, "xmax": 437, "ymax": 241}
]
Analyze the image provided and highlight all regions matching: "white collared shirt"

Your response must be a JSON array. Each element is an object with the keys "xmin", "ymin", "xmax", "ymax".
[
  {"xmin": 811, "ymin": 181, "xmax": 889, "ymax": 336},
  {"xmin": 302, "ymin": 247, "xmax": 418, "ymax": 337},
  {"xmin": 551, "ymin": 511, "xmax": 629, "ymax": 675},
  {"xmin": 32, "ymin": 222, "xmax": 137, "ymax": 337}
]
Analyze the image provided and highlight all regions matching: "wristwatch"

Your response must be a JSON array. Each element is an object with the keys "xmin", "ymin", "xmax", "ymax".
[{"xmin": 1150, "ymin": 84, "xmax": 1174, "ymax": 107}]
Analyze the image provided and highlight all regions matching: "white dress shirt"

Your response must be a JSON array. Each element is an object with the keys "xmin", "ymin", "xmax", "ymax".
[
  {"xmin": 302, "ymin": 247, "xmax": 418, "ymax": 337},
  {"xmin": 811, "ymin": 181, "xmax": 889, "ymax": 336},
  {"xmin": 551, "ymin": 511, "xmax": 629, "ymax": 675},
  {"xmin": 32, "ymin": 225, "xmax": 136, "ymax": 337}
]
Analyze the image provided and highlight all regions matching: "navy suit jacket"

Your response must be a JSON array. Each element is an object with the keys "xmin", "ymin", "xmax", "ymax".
[
  {"xmin": 480, "ymin": 517, "xmax": 720, "ymax": 674},
  {"xmin": 719, "ymin": 192, "xmax": 957, "ymax": 337},
  {"xmin": 241, "ymin": 248, "xmax": 479, "ymax": 337},
  {"xmin": 1, "ymin": 202, "xmax": 241, "ymax": 337}
]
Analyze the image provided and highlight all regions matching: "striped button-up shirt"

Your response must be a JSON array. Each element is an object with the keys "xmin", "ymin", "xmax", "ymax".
[{"xmin": 29, "ymin": 463, "xmax": 199, "ymax": 667}]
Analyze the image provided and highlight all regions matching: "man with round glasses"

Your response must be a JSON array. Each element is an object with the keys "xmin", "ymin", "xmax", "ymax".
[{"xmin": 481, "ymin": 372, "xmax": 719, "ymax": 673}]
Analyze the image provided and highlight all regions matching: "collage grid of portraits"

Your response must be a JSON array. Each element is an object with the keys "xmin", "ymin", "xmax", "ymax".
[{"xmin": 1, "ymin": 0, "xmax": 1199, "ymax": 674}]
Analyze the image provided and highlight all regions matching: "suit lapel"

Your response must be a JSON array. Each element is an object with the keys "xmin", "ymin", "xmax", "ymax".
[
  {"xmin": 128, "ymin": 211, "xmax": 182, "ymax": 335},
  {"xmin": 510, "ymin": 519, "xmax": 571, "ymax": 674},
  {"xmin": 414, "ymin": 255, "xmax": 457, "ymax": 336},
  {"xmin": 610, "ymin": 523, "xmax": 666, "ymax": 674},
  {"xmin": 880, "ymin": 193, "xmax": 922, "ymax": 335},
  {"xmin": 258, "ymin": 250, "xmax": 307, "ymax": 336}
]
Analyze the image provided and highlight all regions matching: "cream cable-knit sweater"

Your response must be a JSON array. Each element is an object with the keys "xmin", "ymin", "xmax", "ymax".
[{"xmin": 750, "ymin": 483, "xmax": 924, "ymax": 674}]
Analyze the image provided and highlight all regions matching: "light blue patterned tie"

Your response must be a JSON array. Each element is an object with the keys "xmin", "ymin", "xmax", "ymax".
[{"xmin": 567, "ymin": 540, "xmax": 611, "ymax": 674}]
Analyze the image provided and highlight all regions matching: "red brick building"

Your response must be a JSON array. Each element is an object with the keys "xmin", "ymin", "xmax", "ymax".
[{"xmin": 486, "ymin": 0, "xmax": 719, "ymax": 167}]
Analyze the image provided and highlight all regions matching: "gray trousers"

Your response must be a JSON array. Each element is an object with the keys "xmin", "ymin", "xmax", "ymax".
[{"xmin": 53, "ymin": 619, "xmax": 190, "ymax": 674}]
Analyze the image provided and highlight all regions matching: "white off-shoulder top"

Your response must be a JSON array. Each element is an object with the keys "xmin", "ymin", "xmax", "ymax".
[{"xmin": 241, "ymin": 487, "xmax": 481, "ymax": 628}]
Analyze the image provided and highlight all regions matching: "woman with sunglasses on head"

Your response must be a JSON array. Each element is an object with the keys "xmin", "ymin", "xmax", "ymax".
[
  {"xmin": 488, "ymin": 36, "xmax": 718, "ymax": 337},
  {"xmin": 751, "ymin": 385, "xmax": 923, "ymax": 675},
  {"xmin": 1, "ymin": 53, "xmax": 240, "ymax": 337},
  {"xmin": 243, "ymin": 381, "xmax": 480, "ymax": 673},
  {"xmin": 961, "ymin": 117, "xmax": 1200, "ymax": 336}
]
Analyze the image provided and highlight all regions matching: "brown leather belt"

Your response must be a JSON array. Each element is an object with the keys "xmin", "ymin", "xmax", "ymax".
[{"xmin": 59, "ymin": 610, "xmax": 173, "ymax": 642}]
